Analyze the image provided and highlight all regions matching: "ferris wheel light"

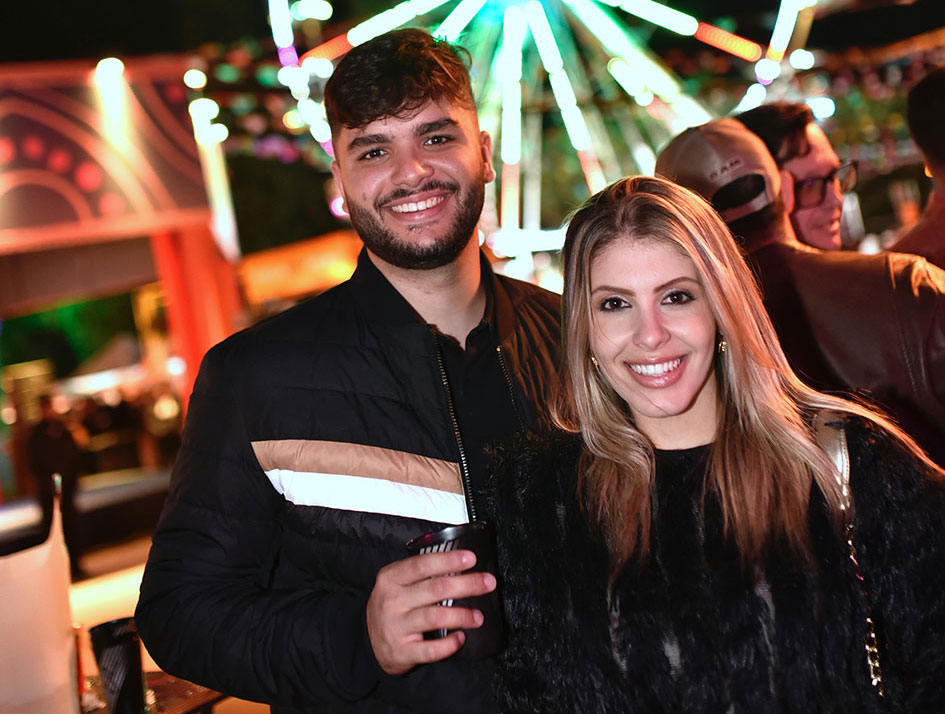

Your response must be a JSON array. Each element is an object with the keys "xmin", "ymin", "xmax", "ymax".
[
  {"xmin": 607, "ymin": 58, "xmax": 644, "ymax": 95},
  {"xmin": 301, "ymin": 56, "xmax": 334, "ymax": 79},
  {"xmin": 562, "ymin": 0, "xmax": 634, "ymax": 58},
  {"xmin": 297, "ymin": 98, "xmax": 327, "ymax": 124},
  {"xmin": 309, "ymin": 118, "xmax": 332, "ymax": 143},
  {"xmin": 767, "ymin": 0, "xmax": 803, "ymax": 59},
  {"xmin": 614, "ymin": 0, "xmax": 698, "ymax": 36},
  {"xmin": 435, "ymin": 0, "xmax": 488, "ymax": 43},
  {"xmin": 188, "ymin": 97, "xmax": 220, "ymax": 122},
  {"xmin": 806, "ymin": 96, "xmax": 835, "ymax": 120},
  {"xmin": 293, "ymin": 0, "xmax": 333, "ymax": 21},
  {"xmin": 269, "ymin": 0, "xmax": 295, "ymax": 48},
  {"xmin": 183, "ymin": 68, "xmax": 207, "ymax": 90},
  {"xmin": 500, "ymin": 5, "xmax": 526, "ymax": 166},
  {"xmin": 731, "ymin": 83, "xmax": 768, "ymax": 114},
  {"xmin": 754, "ymin": 58, "xmax": 782, "ymax": 85},
  {"xmin": 789, "ymin": 48, "xmax": 816, "ymax": 70},
  {"xmin": 525, "ymin": 1, "xmax": 563, "ymax": 72},
  {"xmin": 301, "ymin": 34, "xmax": 352, "ymax": 63},
  {"xmin": 349, "ymin": 1, "xmax": 417, "ymax": 46},
  {"xmin": 412, "ymin": 0, "xmax": 453, "ymax": 14},
  {"xmin": 694, "ymin": 23, "xmax": 762, "ymax": 62},
  {"xmin": 94, "ymin": 57, "xmax": 125, "ymax": 85},
  {"xmin": 563, "ymin": 0, "xmax": 689, "ymax": 104},
  {"xmin": 277, "ymin": 46, "xmax": 299, "ymax": 66}
]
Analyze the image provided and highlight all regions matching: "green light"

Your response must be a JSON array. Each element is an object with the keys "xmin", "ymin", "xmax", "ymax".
[
  {"xmin": 563, "ymin": 0, "xmax": 681, "ymax": 101},
  {"xmin": 525, "ymin": 1, "xmax": 563, "ymax": 73},
  {"xmin": 611, "ymin": 0, "xmax": 698, "ymax": 36},
  {"xmin": 213, "ymin": 64, "xmax": 241, "ymax": 84},
  {"xmin": 349, "ymin": 1, "xmax": 415, "ymax": 46},
  {"xmin": 500, "ymin": 5, "xmax": 526, "ymax": 165},
  {"xmin": 255, "ymin": 64, "xmax": 281, "ymax": 87},
  {"xmin": 230, "ymin": 94, "xmax": 258, "ymax": 114},
  {"xmin": 348, "ymin": 0, "xmax": 453, "ymax": 47},
  {"xmin": 434, "ymin": 0, "xmax": 488, "ymax": 43}
]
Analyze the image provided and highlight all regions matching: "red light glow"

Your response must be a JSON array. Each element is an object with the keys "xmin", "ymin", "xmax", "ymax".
[
  {"xmin": 23, "ymin": 134, "xmax": 45, "ymax": 160},
  {"xmin": 47, "ymin": 148, "xmax": 72, "ymax": 174},
  {"xmin": 0, "ymin": 137, "xmax": 15, "ymax": 164},
  {"xmin": 300, "ymin": 34, "xmax": 353, "ymax": 63},
  {"xmin": 75, "ymin": 162, "xmax": 103, "ymax": 192}
]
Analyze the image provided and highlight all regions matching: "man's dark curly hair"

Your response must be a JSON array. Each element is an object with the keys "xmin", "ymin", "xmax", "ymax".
[
  {"xmin": 737, "ymin": 102, "xmax": 814, "ymax": 166},
  {"xmin": 907, "ymin": 66, "xmax": 945, "ymax": 168},
  {"xmin": 324, "ymin": 28, "xmax": 475, "ymax": 134}
]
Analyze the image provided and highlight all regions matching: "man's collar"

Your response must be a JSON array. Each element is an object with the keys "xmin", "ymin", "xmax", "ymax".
[
  {"xmin": 348, "ymin": 248, "xmax": 427, "ymax": 327},
  {"xmin": 347, "ymin": 248, "xmax": 502, "ymax": 336}
]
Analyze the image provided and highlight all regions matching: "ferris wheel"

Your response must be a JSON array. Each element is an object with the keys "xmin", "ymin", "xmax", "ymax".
[{"xmin": 267, "ymin": 0, "xmax": 817, "ymax": 266}]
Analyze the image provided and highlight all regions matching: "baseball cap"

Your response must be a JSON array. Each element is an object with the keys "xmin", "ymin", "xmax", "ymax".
[{"xmin": 655, "ymin": 117, "xmax": 781, "ymax": 223}]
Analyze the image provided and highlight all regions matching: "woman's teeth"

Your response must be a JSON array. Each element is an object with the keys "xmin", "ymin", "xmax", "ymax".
[{"xmin": 628, "ymin": 358, "xmax": 682, "ymax": 377}]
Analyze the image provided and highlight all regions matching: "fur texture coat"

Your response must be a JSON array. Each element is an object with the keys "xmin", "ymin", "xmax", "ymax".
[{"xmin": 485, "ymin": 418, "xmax": 945, "ymax": 713}]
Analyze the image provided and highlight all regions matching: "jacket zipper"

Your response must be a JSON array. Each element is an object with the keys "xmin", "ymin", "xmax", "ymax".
[
  {"xmin": 496, "ymin": 345, "xmax": 527, "ymax": 428},
  {"xmin": 432, "ymin": 330, "xmax": 477, "ymax": 521}
]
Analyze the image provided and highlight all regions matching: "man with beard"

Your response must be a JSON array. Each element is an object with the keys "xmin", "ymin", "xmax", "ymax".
[{"xmin": 136, "ymin": 28, "xmax": 561, "ymax": 714}]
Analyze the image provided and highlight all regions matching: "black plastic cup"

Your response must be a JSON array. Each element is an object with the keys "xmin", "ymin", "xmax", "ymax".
[
  {"xmin": 406, "ymin": 520, "xmax": 506, "ymax": 659},
  {"xmin": 89, "ymin": 617, "xmax": 149, "ymax": 714}
]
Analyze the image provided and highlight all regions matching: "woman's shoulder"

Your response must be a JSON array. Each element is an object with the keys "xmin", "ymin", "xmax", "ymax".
[
  {"xmin": 491, "ymin": 429, "xmax": 583, "ymax": 484},
  {"xmin": 485, "ymin": 429, "xmax": 584, "ymax": 519},
  {"xmin": 840, "ymin": 413, "xmax": 945, "ymax": 508}
]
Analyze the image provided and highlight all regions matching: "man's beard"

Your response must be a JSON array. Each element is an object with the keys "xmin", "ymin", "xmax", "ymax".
[{"xmin": 346, "ymin": 178, "xmax": 485, "ymax": 270}]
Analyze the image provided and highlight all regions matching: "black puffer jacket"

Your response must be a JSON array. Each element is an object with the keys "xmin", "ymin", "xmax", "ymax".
[
  {"xmin": 135, "ymin": 250, "xmax": 560, "ymax": 714},
  {"xmin": 487, "ymin": 420, "xmax": 945, "ymax": 713}
]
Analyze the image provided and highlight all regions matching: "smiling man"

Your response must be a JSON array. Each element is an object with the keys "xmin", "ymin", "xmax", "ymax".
[
  {"xmin": 737, "ymin": 102, "xmax": 856, "ymax": 251},
  {"xmin": 135, "ymin": 28, "xmax": 561, "ymax": 714}
]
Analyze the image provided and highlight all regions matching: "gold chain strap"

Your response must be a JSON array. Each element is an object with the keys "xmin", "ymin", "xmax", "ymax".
[
  {"xmin": 813, "ymin": 410, "xmax": 885, "ymax": 699},
  {"xmin": 844, "ymin": 521, "xmax": 886, "ymax": 697}
]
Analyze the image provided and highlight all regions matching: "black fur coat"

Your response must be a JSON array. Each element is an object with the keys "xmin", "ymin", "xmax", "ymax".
[{"xmin": 485, "ymin": 418, "xmax": 945, "ymax": 713}]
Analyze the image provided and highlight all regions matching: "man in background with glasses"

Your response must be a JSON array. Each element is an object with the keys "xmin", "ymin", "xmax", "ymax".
[
  {"xmin": 738, "ymin": 102, "xmax": 855, "ymax": 251},
  {"xmin": 657, "ymin": 117, "xmax": 945, "ymax": 468}
]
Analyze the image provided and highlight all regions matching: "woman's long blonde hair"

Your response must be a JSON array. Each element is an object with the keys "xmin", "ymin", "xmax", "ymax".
[{"xmin": 555, "ymin": 175, "xmax": 927, "ymax": 576}]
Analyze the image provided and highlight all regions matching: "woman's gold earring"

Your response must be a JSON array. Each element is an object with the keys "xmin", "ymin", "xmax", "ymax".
[
  {"xmin": 590, "ymin": 355, "xmax": 599, "ymax": 367},
  {"xmin": 717, "ymin": 339, "xmax": 727, "ymax": 355}
]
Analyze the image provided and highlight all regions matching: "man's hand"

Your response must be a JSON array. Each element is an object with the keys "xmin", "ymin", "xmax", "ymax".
[{"xmin": 366, "ymin": 549, "xmax": 496, "ymax": 675}]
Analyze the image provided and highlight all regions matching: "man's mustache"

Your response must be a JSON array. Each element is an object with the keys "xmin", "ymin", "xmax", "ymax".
[{"xmin": 376, "ymin": 181, "xmax": 459, "ymax": 211}]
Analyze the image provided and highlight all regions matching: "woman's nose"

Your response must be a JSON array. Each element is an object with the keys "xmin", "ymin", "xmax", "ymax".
[{"xmin": 632, "ymin": 311, "xmax": 670, "ymax": 351}]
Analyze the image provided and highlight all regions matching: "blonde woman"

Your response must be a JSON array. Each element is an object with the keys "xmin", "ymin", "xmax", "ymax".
[{"xmin": 487, "ymin": 176, "xmax": 945, "ymax": 713}]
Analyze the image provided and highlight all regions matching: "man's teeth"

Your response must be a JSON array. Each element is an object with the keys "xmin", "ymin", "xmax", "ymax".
[
  {"xmin": 390, "ymin": 196, "xmax": 445, "ymax": 214},
  {"xmin": 629, "ymin": 358, "xmax": 682, "ymax": 377}
]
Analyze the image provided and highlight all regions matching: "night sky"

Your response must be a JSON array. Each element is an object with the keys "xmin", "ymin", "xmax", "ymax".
[{"xmin": 4, "ymin": 1, "xmax": 945, "ymax": 65}]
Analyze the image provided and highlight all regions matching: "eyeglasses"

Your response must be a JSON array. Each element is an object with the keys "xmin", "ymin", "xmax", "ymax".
[{"xmin": 793, "ymin": 161, "xmax": 858, "ymax": 209}]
